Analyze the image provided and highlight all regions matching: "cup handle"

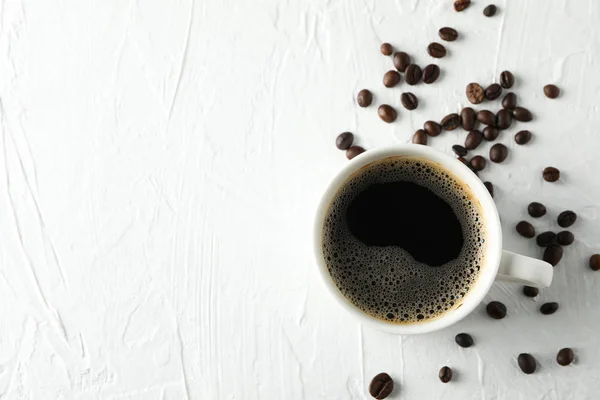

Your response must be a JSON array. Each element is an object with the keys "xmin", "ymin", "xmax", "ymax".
[{"xmin": 496, "ymin": 250, "xmax": 553, "ymax": 288}]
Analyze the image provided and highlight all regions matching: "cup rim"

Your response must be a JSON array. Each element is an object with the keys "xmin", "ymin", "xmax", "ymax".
[{"xmin": 313, "ymin": 144, "xmax": 502, "ymax": 334}]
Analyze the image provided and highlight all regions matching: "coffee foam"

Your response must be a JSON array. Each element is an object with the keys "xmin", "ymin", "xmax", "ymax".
[{"xmin": 322, "ymin": 156, "xmax": 487, "ymax": 324}]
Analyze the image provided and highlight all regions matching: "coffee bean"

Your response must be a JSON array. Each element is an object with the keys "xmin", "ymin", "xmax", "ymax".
[
  {"xmin": 483, "ymin": 4, "xmax": 497, "ymax": 17},
  {"xmin": 378, "ymin": 105, "xmax": 397, "ymax": 123},
  {"xmin": 516, "ymin": 221, "xmax": 535, "ymax": 238},
  {"xmin": 469, "ymin": 155, "xmax": 486, "ymax": 171},
  {"xmin": 557, "ymin": 210, "xmax": 576, "ymax": 227},
  {"xmin": 401, "ymin": 92, "xmax": 418, "ymax": 110},
  {"xmin": 590, "ymin": 254, "xmax": 600, "ymax": 271},
  {"xmin": 557, "ymin": 231, "xmax": 574, "ymax": 246},
  {"xmin": 439, "ymin": 27, "xmax": 458, "ymax": 42},
  {"xmin": 466, "ymin": 83, "xmax": 485, "ymax": 104},
  {"xmin": 424, "ymin": 121, "xmax": 442, "ymax": 136},
  {"xmin": 455, "ymin": 333, "xmax": 474, "ymax": 348},
  {"xmin": 439, "ymin": 366, "xmax": 453, "ymax": 383},
  {"xmin": 422, "ymin": 64, "xmax": 440, "ymax": 84},
  {"xmin": 540, "ymin": 302, "xmax": 559, "ymax": 315},
  {"xmin": 543, "ymin": 244, "xmax": 563, "ymax": 266},
  {"xmin": 544, "ymin": 84, "xmax": 560, "ymax": 99},
  {"xmin": 383, "ymin": 70, "xmax": 401, "ymax": 88},
  {"xmin": 336, "ymin": 132, "xmax": 354, "ymax": 150},
  {"xmin": 357, "ymin": 89, "xmax": 373, "ymax": 107},
  {"xmin": 557, "ymin": 348, "xmax": 574, "ymax": 366},
  {"xmin": 369, "ymin": 373, "xmax": 394, "ymax": 399},
  {"xmin": 485, "ymin": 83, "xmax": 502, "ymax": 100},
  {"xmin": 412, "ymin": 129, "xmax": 427, "ymax": 145},
  {"xmin": 457, "ymin": 157, "xmax": 468, "ymax": 166},
  {"xmin": 486, "ymin": 301, "xmax": 506, "ymax": 319},
  {"xmin": 523, "ymin": 286, "xmax": 539, "ymax": 297},
  {"xmin": 393, "ymin": 51, "xmax": 411, "ymax": 72},
  {"xmin": 346, "ymin": 146, "xmax": 365, "ymax": 160},
  {"xmin": 405, "ymin": 64, "xmax": 422, "ymax": 85},
  {"xmin": 380, "ymin": 43, "xmax": 393, "ymax": 56},
  {"xmin": 441, "ymin": 113, "xmax": 461, "ymax": 131},
  {"xmin": 496, "ymin": 109, "xmax": 512, "ymax": 130},
  {"xmin": 515, "ymin": 130, "xmax": 532, "ymax": 145},
  {"xmin": 483, "ymin": 127, "xmax": 499, "ymax": 141},
  {"xmin": 465, "ymin": 130, "xmax": 483, "ymax": 150},
  {"xmin": 477, "ymin": 110, "xmax": 496, "ymax": 126},
  {"xmin": 536, "ymin": 231, "xmax": 557, "ymax": 247},
  {"xmin": 454, "ymin": 0, "xmax": 471, "ymax": 12},
  {"xmin": 528, "ymin": 202, "xmax": 546, "ymax": 218},
  {"xmin": 460, "ymin": 107, "xmax": 476, "ymax": 130},
  {"xmin": 490, "ymin": 143, "xmax": 508, "ymax": 163},
  {"xmin": 452, "ymin": 145, "xmax": 468, "ymax": 157},
  {"xmin": 518, "ymin": 353, "xmax": 537, "ymax": 374},
  {"xmin": 543, "ymin": 167, "xmax": 560, "ymax": 182},
  {"xmin": 502, "ymin": 92, "xmax": 517, "ymax": 110},
  {"xmin": 427, "ymin": 42, "xmax": 447, "ymax": 58},
  {"xmin": 484, "ymin": 181, "xmax": 494, "ymax": 197},
  {"xmin": 500, "ymin": 71, "xmax": 515, "ymax": 89},
  {"xmin": 513, "ymin": 107, "xmax": 533, "ymax": 122}
]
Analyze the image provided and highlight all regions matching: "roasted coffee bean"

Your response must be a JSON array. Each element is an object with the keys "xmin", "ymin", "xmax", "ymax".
[
  {"xmin": 557, "ymin": 348, "xmax": 574, "ymax": 366},
  {"xmin": 405, "ymin": 64, "xmax": 422, "ymax": 85},
  {"xmin": 451, "ymin": 145, "xmax": 466, "ymax": 157},
  {"xmin": 544, "ymin": 244, "xmax": 563, "ymax": 266},
  {"xmin": 380, "ymin": 43, "xmax": 393, "ymax": 56},
  {"xmin": 393, "ymin": 51, "xmax": 411, "ymax": 72},
  {"xmin": 424, "ymin": 121, "xmax": 442, "ymax": 137},
  {"xmin": 439, "ymin": 366, "xmax": 453, "ymax": 383},
  {"xmin": 484, "ymin": 181, "xmax": 494, "ymax": 197},
  {"xmin": 496, "ymin": 109, "xmax": 512, "ymax": 130},
  {"xmin": 357, "ymin": 89, "xmax": 373, "ymax": 107},
  {"xmin": 516, "ymin": 221, "xmax": 535, "ymax": 238},
  {"xmin": 470, "ymin": 155, "xmax": 486, "ymax": 171},
  {"xmin": 427, "ymin": 42, "xmax": 447, "ymax": 58},
  {"xmin": 486, "ymin": 301, "xmax": 506, "ymax": 319},
  {"xmin": 543, "ymin": 167, "xmax": 560, "ymax": 182},
  {"xmin": 378, "ymin": 105, "xmax": 397, "ymax": 123},
  {"xmin": 466, "ymin": 83, "xmax": 485, "ymax": 104},
  {"xmin": 439, "ymin": 27, "xmax": 458, "ymax": 42},
  {"xmin": 502, "ymin": 92, "xmax": 517, "ymax": 110},
  {"xmin": 483, "ymin": 4, "xmax": 497, "ymax": 17},
  {"xmin": 346, "ymin": 146, "xmax": 365, "ymax": 160},
  {"xmin": 465, "ymin": 129, "xmax": 483, "ymax": 150},
  {"xmin": 544, "ymin": 84, "xmax": 560, "ymax": 99},
  {"xmin": 557, "ymin": 231, "xmax": 574, "ymax": 246},
  {"xmin": 513, "ymin": 106, "xmax": 533, "ymax": 122},
  {"xmin": 483, "ymin": 127, "xmax": 499, "ymax": 141},
  {"xmin": 455, "ymin": 333, "xmax": 474, "ymax": 348},
  {"xmin": 477, "ymin": 110, "xmax": 496, "ymax": 126},
  {"xmin": 557, "ymin": 210, "xmax": 576, "ymax": 227},
  {"xmin": 590, "ymin": 254, "xmax": 600, "ymax": 271},
  {"xmin": 523, "ymin": 286, "xmax": 539, "ymax": 297},
  {"xmin": 441, "ymin": 113, "xmax": 461, "ymax": 131},
  {"xmin": 540, "ymin": 302, "xmax": 559, "ymax": 315},
  {"xmin": 460, "ymin": 107, "xmax": 476, "ymax": 130},
  {"xmin": 490, "ymin": 143, "xmax": 508, "ymax": 163},
  {"xmin": 457, "ymin": 156, "xmax": 468, "ymax": 166},
  {"xmin": 412, "ymin": 129, "xmax": 427, "ymax": 145},
  {"xmin": 336, "ymin": 132, "xmax": 354, "ymax": 150},
  {"xmin": 369, "ymin": 373, "xmax": 394, "ymax": 400},
  {"xmin": 383, "ymin": 70, "xmax": 401, "ymax": 88},
  {"xmin": 454, "ymin": 0, "xmax": 471, "ymax": 12},
  {"xmin": 528, "ymin": 202, "xmax": 546, "ymax": 218},
  {"xmin": 485, "ymin": 83, "xmax": 502, "ymax": 100},
  {"xmin": 518, "ymin": 353, "xmax": 537, "ymax": 374},
  {"xmin": 515, "ymin": 130, "xmax": 532, "ymax": 145},
  {"xmin": 500, "ymin": 71, "xmax": 515, "ymax": 88},
  {"xmin": 423, "ymin": 64, "xmax": 440, "ymax": 84},
  {"xmin": 536, "ymin": 231, "xmax": 557, "ymax": 247},
  {"xmin": 401, "ymin": 92, "xmax": 418, "ymax": 110}
]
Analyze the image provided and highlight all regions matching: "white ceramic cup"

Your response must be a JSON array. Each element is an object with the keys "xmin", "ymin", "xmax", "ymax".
[{"xmin": 314, "ymin": 144, "xmax": 553, "ymax": 334}]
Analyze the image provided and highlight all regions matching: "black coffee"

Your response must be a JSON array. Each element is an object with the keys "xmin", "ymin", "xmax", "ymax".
[{"xmin": 322, "ymin": 156, "xmax": 488, "ymax": 324}]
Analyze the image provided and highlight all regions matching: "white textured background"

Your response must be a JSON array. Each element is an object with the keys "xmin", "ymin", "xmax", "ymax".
[{"xmin": 1, "ymin": 0, "xmax": 600, "ymax": 399}]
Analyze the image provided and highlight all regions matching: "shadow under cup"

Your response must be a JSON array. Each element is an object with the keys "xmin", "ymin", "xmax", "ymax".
[{"xmin": 318, "ymin": 153, "xmax": 494, "ymax": 330}]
